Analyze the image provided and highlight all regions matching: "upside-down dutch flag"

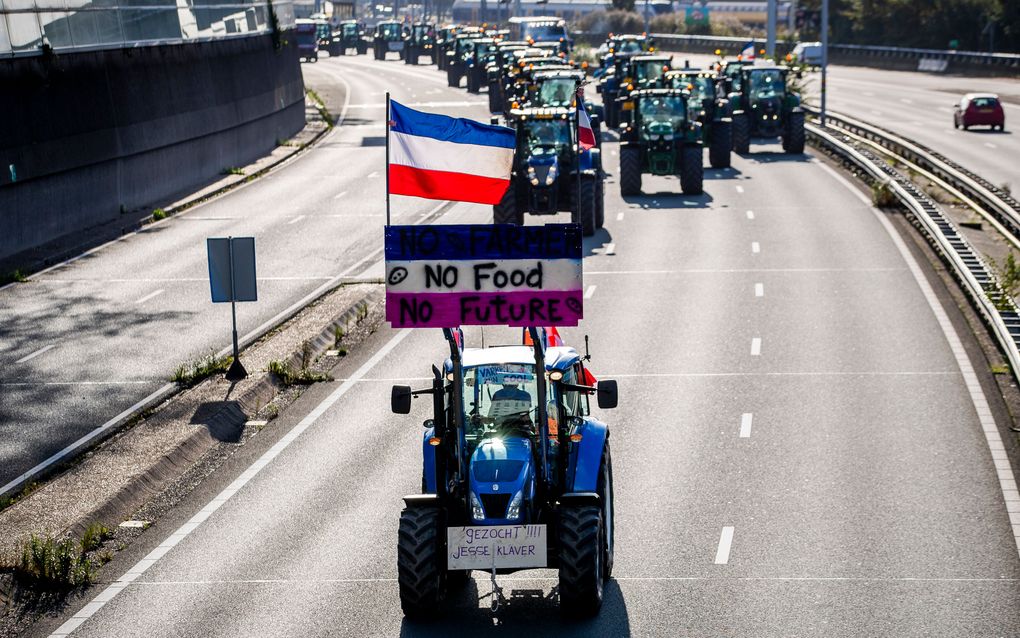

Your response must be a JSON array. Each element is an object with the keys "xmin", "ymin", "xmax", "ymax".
[
  {"xmin": 388, "ymin": 100, "xmax": 515, "ymax": 205},
  {"xmin": 740, "ymin": 41, "xmax": 756, "ymax": 60},
  {"xmin": 576, "ymin": 88, "xmax": 596, "ymax": 152}
]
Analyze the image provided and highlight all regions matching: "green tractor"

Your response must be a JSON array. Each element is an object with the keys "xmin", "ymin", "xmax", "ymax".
[
  {"xmin": 465, "ymin": 38, "xmax": 500, "ymax": 94},
  {"xmin": 486, "ymin": 41, "xmax": 530, "ymax": 113},
  {"xmin": 373, "ymin": 21, "xmax": 406, "ymax": 60},
  {"xmin": 445, "ymin": 33, "xmax": 484, "ymax": 87},
  {"xmin": 336, "ymin": 20, "xmax": 367, "ymax": 55},
  {"xmin": 494, "ymin": 107, "xmax": 605, "ymax": 236},
  {"xmin": 727, "ymin": 65, "xmax": 805, "ymax": 155},
  {"xmin": 665, "ymin": 69, "xmax": 732, "ymax": 169},
  {"xmin": 403, "ymin": 22, "xmax": 435, "ymax": 65},
  {"xmin": 617, "ymin": 89, "xmax": 704, "ymax": 196}
]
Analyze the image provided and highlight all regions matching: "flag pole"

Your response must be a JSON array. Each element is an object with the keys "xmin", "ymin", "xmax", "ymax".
[
  {"xmin": 575, "ymin": 96, "xmax": 581, "ymax": 227},
  {"xmin": 385, "ymin": 91, "xmax": 391, "ymax": 227}
]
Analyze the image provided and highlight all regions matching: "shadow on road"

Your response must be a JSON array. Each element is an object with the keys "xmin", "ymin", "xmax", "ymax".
[
  {"xmin": 189, "ymin": 400, "xmax": 246, "ymax": 443},
  {"xmin": 738, "ymin": 150, "xmax": 813, "ymax": 164},
  {"xmin": 582, "ymin": 229, "xmax": 614, "ymax": 258},
  {"xmin": 398, "ymin": 578, "xmax": 631, "ymax": 637},
  {"xmin": 621, "ymin": 192, "xmax": 714, "ymax": 208}
]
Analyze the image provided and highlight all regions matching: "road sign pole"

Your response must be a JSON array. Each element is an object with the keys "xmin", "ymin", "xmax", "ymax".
[
  {"xmin": 225, "ymin": 237, "xmax": 248, "ymax": 381},
  {"xmin": 766, "ymin": 0, "xmax": 776, "ymax": 58},
  {"xmin": 820, "ymin": 0, "xmax": 828, "ymax": 127}
]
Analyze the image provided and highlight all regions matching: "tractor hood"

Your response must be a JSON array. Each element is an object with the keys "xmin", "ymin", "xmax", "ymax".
[
  {"xmin": 642, "ymin": 119, "xmax": 675, "ymax": 139},
  {"xmin": 526, "ymin": 152, "xmax": 560, "ymax": 187},
  {"xmin": 469, "ymin": 437, "xmax": 534, "ymax": 524}
]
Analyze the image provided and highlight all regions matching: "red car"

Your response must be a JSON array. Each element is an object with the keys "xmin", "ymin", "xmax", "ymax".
[{"xmin": 953, "ymin": 93, "xmax": 1006, "ymax": 131}]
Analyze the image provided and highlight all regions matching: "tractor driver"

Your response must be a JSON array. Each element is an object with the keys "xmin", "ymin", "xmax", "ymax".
[{"xmin": 488, "ymin": 382, "xmax": 532, "ymax": 426}]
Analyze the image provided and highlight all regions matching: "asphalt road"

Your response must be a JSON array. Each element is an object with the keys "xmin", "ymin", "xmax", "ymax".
[
  {"xmin": 682, "ymin": 53, "xmax": 1020, "ymax": 193},
  {"xmin": 40, "ymin": 53, "xmax": 1020, "ymax": 636},
  {"xmin": 0, "ymin": 60, "xmax": 489, "ymax": 491}
]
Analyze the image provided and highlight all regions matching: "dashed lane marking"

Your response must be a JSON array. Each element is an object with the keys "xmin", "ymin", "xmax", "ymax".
[
  {"xmin": 287, "ymin": 215, "xmax": 306, "ymax": 225},
  {"xmin": 367, "ymin": 171, "xmax": 379, "ymax": 178},
  {"xmin": 751, "ymin": 242, "xmax": 761, "ymax": 254},
  {"xmin": 333, "ymin": 191, "xmax": 348, "ymax": 199},
  {"xmin": 15, "ymin": 345, "xmax": 56, "ymax": 364},
  {"xmin": 985, "ymin": 142, "xmax": 998, "ymax": 149},
  {"xmin": 735, "ymin": 185, "xmax": 745, "ymax": 194},
  {"xmin": 750, "ymin": 338, "xmax": 762, "ymax": 356},
  {"xmin": 604, "ymin": 243, "xmax": 616, "ymax": 255},
  {"xmin": 617, "ymin": 212, "xmax": 625, "ymax": 221},
  {"xmin": 746, "ymin": 210, "xmax": 755, "ymax": 219},
  {"xmin": 755, "ymin": 283, "xmax": 764, "ymax": 297},
  {"xmin": 134, "ymin": 289, "xmax": 165, "ymax": 305},
  {"xmin": 740, "ymin": 413, "xmax": 753, "ymax": 438},
  {"xmin": 714, "ymin": 527, "xmax": 735, "ymax": 564},
  {"xmin": 584, "ymin": 285, "xmax": 596, "ymax": 299}
]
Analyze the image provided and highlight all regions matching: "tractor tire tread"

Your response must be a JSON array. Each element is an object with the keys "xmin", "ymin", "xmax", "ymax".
[{"xmin": 557, "ymin": 505, "xmax": 603, "ymax": 617}]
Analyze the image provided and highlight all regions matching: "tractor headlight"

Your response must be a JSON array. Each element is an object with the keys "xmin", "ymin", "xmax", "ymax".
[
  {"xmin": 545, "ymin": 164, "xmax": 558, "ymax": 185},
  {"xmin": 528, "ymin": 166, "xmax": 539, "ymax": 186},
  {"xmin": 470, "ymin": 492, "xmax": 485, "ymax": 521},
  {"xmin": 663, "ymin": 133, "xmax": 674, "ymax": 141},
  {"xmin": 649, "ymin": 134, "xmax": 660, "ymax": 141},
  {"xmin": 506, "ymin": 491, "xmax": 523, "ymax": 520}
]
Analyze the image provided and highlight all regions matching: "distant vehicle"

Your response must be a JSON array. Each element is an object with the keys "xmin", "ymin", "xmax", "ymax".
[
  {"xmin": 954, "ymin": 93, "xmax": 1006, "ymax": 131},
  {"xmin": 791, "ymin": 41, "xmax": 823, "ymax": 66},
  {"xmin": 294, "ymin": 19, "xmax": 319, "ymax": 63},
  {"xmin": 509, "ymin": 17, "xmax": 571, "ymax": 53}
]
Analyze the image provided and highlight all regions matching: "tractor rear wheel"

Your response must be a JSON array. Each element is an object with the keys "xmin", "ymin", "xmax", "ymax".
[
  {"xmin": 709, "ymin": 119, "xmax": 732, "ymax": 168},
  {"xmin": 397, "ymin": 506, "xmax": 446, "ymax": 619},
  {"xmin": 680, "ymin": 145, "xmax": 703, "ymax": 195},
  {"xmin": 447, "ymin": 68, "xmax": 459, "ymax": 88},
  {"xmin": 571, "ymin": 176, "xmax": 597, "ymax": 237},
  {"xmin": 557, "ymin": 505, "xmax": 604, "ymax": 617},
  {"xmin": 732, "ymin": 113, "xmax": 750, "ymax": 154},
  {"xmin": 494, "ymin": 184, "xmax": 523, "ymax": 225},
  {"xmin": 619, "ymin": 147, "xmax": 641, "ymax": 196},
  {"xmin": 467, "ymin": 72, "xmax": 480, "ymax": 94},
  {"xmin": 595, "ymin": 179, "xmax": 605, "ymax": 229},
  {"xmin": 782, "ymin": 111, "xmax": 805, "ymax": 154}
]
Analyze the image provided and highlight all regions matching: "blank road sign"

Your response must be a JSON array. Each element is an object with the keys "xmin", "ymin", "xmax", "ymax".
[{"xmin": 207, "ymin": 237, "xmax": 257, "ymax": 303}]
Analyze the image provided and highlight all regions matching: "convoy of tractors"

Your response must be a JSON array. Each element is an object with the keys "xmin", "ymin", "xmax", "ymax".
[{"xmin": 321, "ymin": 16, "xmax": 808, "ymax": 619}]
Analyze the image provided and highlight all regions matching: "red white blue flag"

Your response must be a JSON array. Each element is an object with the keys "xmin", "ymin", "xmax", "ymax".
[
  {"xmin": 577, "ymin": 96, "xmax": 596, "ymax": 152},
  {"xmin": 740, "ymin": 41, "xmax": 755, "ymax": 60},
  {"xmin": 388, "ymin": 100, "xmax": 515, "ymax": 205}
]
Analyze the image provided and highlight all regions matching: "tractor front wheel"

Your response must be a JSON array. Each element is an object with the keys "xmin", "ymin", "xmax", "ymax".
[
  {"xmin": 619, "ymin": 147, "xmax": 641, "ymax": 196},
  {"xmin": 709, "ymin": 119, "xmax": 732, "ymax": 168},
  {"xmin": 397, "ymin": 506, "xmax": 446, "ymax": 619},
  {"xmin": 679, "ymin": 145, "xmax": 703, "ymax": 195},
  {"xmin": 598, "ymin": 443, "xmax": 615, "ymax": 579},
  {"xmin": 595, "ymin": 179, "xmax": 605, "ymax": 229},
  {"xmin": 782, "ymin": 111, "xmax": 806, "ymax": 154},
  {"xmin": 467, "ymin": 72, "xmax": 480, "ymax": 94},
  {"xmin": 494, "ymin": 184, "xmax": 523, "ymax": 225},
  {"xmin": 572, "ymin": 176, "xmax": 597, "ymax": 237},
  {"xmin": 447, "ymin": 68, "xmax": 460, "ymax": 88},
  {"xmin": 732, "ymin": 113, "xmax": 750, "ymax": 154},
  {"xmin": 557, "ymin": 505, "xmax": 604, "ymax": 617},
  {"xmin": 488, "ymin": 83, "xmax": 501, "ymax": 113}
]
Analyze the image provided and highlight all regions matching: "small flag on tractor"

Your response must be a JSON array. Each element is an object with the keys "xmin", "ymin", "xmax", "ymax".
[
  {"xmin": 576, "ymin": 87, "xmax": 596, "ymax": 152},
  {"xmin": 740, "ymin": 41, "xmax": 755, "ymax": 60},
  {"xmin": 387, "ymin": 99, "xmax": 515, "ymax": 206}
]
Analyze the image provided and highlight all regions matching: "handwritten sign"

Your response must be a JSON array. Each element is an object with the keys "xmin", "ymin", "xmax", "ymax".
[
  {"xmin": 385, "ymin": 224, "xmax": 583, "ymax": 328},
  {"xmin": 447, "ymin": 524, "xmax": 547, "ymax": 570}
]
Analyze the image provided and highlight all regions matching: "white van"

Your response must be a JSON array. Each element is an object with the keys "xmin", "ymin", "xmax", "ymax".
[{"xmin": 792, "ymin": 41, "xmax": 824, "ymax": 66}]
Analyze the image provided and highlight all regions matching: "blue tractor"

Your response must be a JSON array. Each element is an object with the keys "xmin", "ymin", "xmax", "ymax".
[{"xmin": 391, "ymin": 327, "xmax": 619, "ymax": 617}]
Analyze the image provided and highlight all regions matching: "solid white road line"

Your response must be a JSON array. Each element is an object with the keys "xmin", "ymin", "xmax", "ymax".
[
  {"xmin": 740, "ymin": 413, "xmax": 753, "ymax": 438},
  {"xmin": 15, "ymin": 345, "xmax": 56, "ymax": 364},
  {"xmin": 746, "ymin": 210, "xmax": 755, "ymax": 219},
  {"xmin": 617, "ymin": 212, "xmax": 625, "ymax": 221},
  {"xmin": 367, "ymin": 171, "xmax": 380, "ymax": 178},
  {"xmin": 755, "ymin": 283, "xmax": 764, "ymax": 297},
  {"xmin": 750, "ymin": 338, "xmax": 762, "ymax": 356},
  {"xmin": 751, "ymin": 242, "xmax": 761, "ymax": 254},
  {"xmin": 134, "ymin": 289, "xmax": 165, "ymax": 305},
  {"xmin": 49, "ymin": 328, "xmax": 413, "ymax": 637},
  {"xmin": 604, "ymin": 243, "xmax": 616, "ymax": 255},
  {"xmin": 818, "ymin": 160, "xmax": 1020, "ymax": 561},
  {"xmin": 584, "ymin": 285, "xmax": 596, "ymax": 299},
  {"xmin": 714, "ymin": 527, "xmax": 735, "ymax": 564},
  {"xmin": 334, "ymin": 191, "xmax": 348, "ymax": 199},
  {"xmin": 287, "ymin": 215, "xmax": 306, "ymax": 225},
  {"xmin": 735, "ymin": 185, "xmax": 745, "ymax": 194},
  {"xmin": 984, "ymin": 142, "xmax": 998, "ymax": 149}
]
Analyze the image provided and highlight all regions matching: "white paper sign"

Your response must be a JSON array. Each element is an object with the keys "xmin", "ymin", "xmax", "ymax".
[{"xmin": 447, "ymin": 525, "xmax": 547, "ymax": 570}]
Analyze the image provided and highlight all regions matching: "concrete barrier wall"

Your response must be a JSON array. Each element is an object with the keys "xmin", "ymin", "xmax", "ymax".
[{"xmin": 0, "ymin": 34, "xmax": 305, "ymax": 263}]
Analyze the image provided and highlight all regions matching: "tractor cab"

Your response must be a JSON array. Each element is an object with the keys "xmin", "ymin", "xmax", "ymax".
[
  {"xmin": 337, "ymin": 20, "xmax": 367, "ymax": 55},
  {"xmin": 486, "ymin": 42, "xmax": 530, "ymax": 112},
  {"xmin": 529, "ymin": 70, "xmax": 585, "ymax": 108},
  {"xmin": 505, "ymin": 57, "xmax": 574, "ymax": 112},
  {"xmin": 436, "ymin": 25, "xmax": 466, "ymax": 69},
  {"xmin": 665, "ymin": 69, "xmax": 717, "ymax": 108},
  {"xmin": 719, "ymin": 59, "xmax": 752, "ymax": 94},
  {"xmin": 446, "ymin": 33, "xmax": 485, "ymax": 87},
  {"xmin": 494, "ymin": 107, "xmax": 604, "ymax": 234},
  {"xmin": 628, "ymin": 55, "xmax": 672, "ymax": 90},
  {"xmin": 618, "ymin": 89, "xmax": 705, "ymax": 195},
  {"xmin": 664, "ymin": 69, "xmax": 733, "ymax": 168},
  {"xmin": 464, "ymin": 38, "xmax": 500, "ymax": 93},
  {"xmin": 393, "ymin": 327, "xmax": 619, "ymax": 617},
  {"xmin": 510, "ymin": 16, "xmax": 571, "ymax": 53}
]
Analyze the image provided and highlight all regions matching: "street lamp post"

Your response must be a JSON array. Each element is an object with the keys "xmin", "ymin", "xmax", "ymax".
[{"xmin": 820, "ymin": 0, "xmax": 828, "ymax": 126}]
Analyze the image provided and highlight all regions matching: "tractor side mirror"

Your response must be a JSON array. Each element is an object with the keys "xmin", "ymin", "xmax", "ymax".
[
  {"xmin": 391, "ymin": 385, "xmax": 412, "ymax": 414},
  {"xmin": 596, "ymin": 379, "xmax": 618, "ymax": 409}
]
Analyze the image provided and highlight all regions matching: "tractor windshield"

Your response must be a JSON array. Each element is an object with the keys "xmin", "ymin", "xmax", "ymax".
[
  {"xmin": 749, "ymin": 70, "xmax": 785, "ymax": 100},
  {"xmin": 456, "ymin": 38, "xmax": 475, "ymax": 55},
  {"xmin": 638, "ymin": 95, "xmax": 686, "ymax": 128},
  {"xmin": 675, "ymin": 76, "xmax": 714, "ymax": 103},
  {"xmin": 379, "ymin": 23, "xmax": 401, "ymax": 40},
  {"xmin": 635, "ymin": 61, "xmax": 667, "ymax": 84},
  {"xmin": 463, "ymin": 363, "xmax": 539, "ymax": 444},
  {"xmin": 525, "ymin": 119, "xmax": 571, "ymax": 155},
  {"xmin": 537, "ymin": 78, "xmax": 577, "ymax": 107},
  {"xmin": 474, "ymin": 42, "xmax": 495, "ymax": 58},
  {"xmin": 413, "ymin": 25, "xmax": 430, "ymax": 39},
  {"xmin": 613, "ymin": 40, "xmax": 644, "ymax": 54},
  {"xmin": 342, "ymin": 23, "xmax": 358, "ymax": 36}
]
